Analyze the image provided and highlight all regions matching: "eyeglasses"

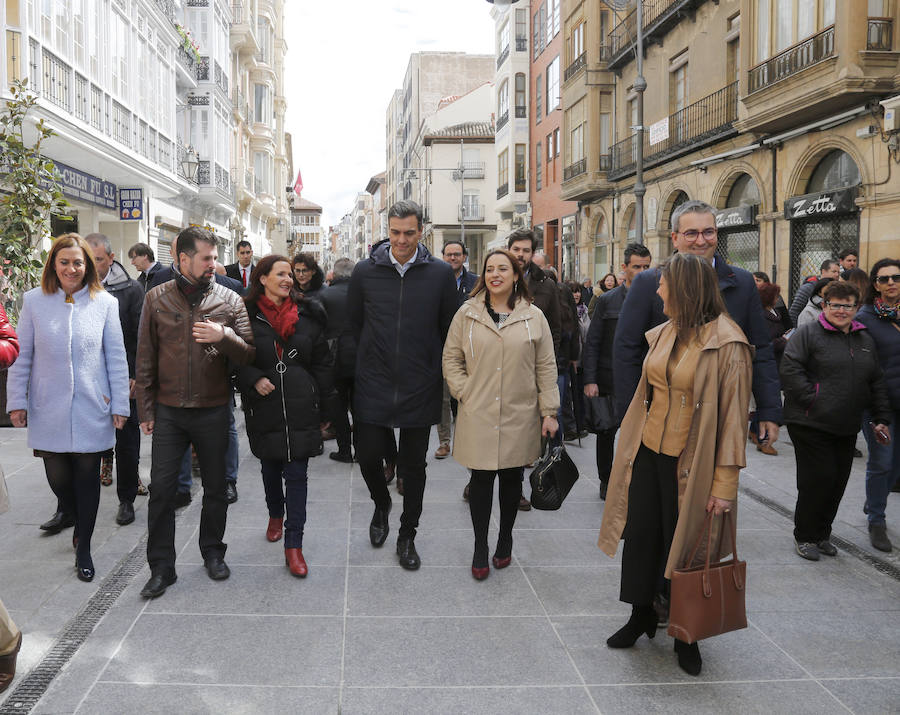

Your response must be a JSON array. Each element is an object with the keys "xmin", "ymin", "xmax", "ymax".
[
  {"xmin": 677, "ymin": 228, "xmax": 717, "ymax": 241},
  {"xmin": 443, "ymin": 252, "xmax": 464, "ymax": 258},
  {"xmin": 875, "ymin": 274, "xmax": 900, "ymax": 285},
  {"xmin": 295, "ymin": 267, "xmax": 311, "ymax": 275},
  {"xmin": 824, "ymin": 301, "xmax": 858, "ymax": 311}
]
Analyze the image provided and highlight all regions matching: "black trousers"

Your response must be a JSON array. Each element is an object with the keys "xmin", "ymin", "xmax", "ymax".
[
  {"xmin": 146, "ymin": 404, "xmax": 229, "ymax": 573},
  {"xmin": 333, "ymin": 376, "xmax": 354, "ymax": 455},
  {"xmin": 595, "ymin": 427, "xmax": 617, "ymax": 483},
  {"xmin": 114, "ymin": 399, "xmax": 141, "ymax": 504},
  {"xmin": 620, "ymin": 444, "xmax": 678, "ymax": 606},
  {"xmin": 787, "ymin": 423, "xmax": 856, "ymax": 543},
  {"xmin": 469, "ymin": 467, "xmax": 523, "ymax": 565},
  {"xmin": 355, "ymin": 422, "xmax": 430, "ymax": 539},
  {"xmin": 42, "ymin": 452, "xmax": 102, "ymax": 563}
]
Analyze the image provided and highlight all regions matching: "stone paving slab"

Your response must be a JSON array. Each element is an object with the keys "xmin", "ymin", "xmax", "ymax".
[{"xmin": 2, "ymin": 418, "xmax": 900, "ymax": 713}]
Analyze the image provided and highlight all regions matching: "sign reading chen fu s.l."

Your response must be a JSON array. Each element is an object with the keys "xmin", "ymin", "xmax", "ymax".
[
  {"xmin": 52, "ymin": 160, "xmax": 118, "ymax": 209},
  {"xmin": 784, "ymin": 187, "xmax": 858, "ymax": 220}
]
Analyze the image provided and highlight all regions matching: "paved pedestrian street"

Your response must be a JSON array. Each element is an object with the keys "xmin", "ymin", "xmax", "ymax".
[{"xmin": 1, "ymin": 418, "xmax": 898, "ymax": 714}]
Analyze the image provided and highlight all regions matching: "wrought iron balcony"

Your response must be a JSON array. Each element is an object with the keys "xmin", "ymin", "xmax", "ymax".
[
  {"xmin": 214, "ymin": 61, "xmax": 229, "ymax": 94},
  {"xmin": 497, "ymin": 45, "xmax": 510, "ymax": 69},
  {"xmin": 459, "ymin": 161, "xmax": 485, "ymax": 179},
  {"xmin": 152, "ymin": 0, "xmax": 174, "ymax": 21},
  {"xmin": 563, "ymin": 158, "xmax": 586, "ymax": 181},
  {"xmin": 598, "ymin": 153, "xmax": 611, "ymax": 171},
  {"xmin": 564, "ymin": 52, "xmax": 586, "ymax": 82},
  {"xmin": 497, "ymin": 183, "xmax": 509, "ymax": 199},
  {"xmin": 232, "ymin": 88, "xmax": 248, "ymax": 119},
  {"xmin": 244, "ymin": 169, "xmax": 253, "ymax": 191},
  {"xmin": 608, "ymin": 82, "xmax": 738, "ymax": 180},
  {"xmin": 867, "ymin": 19, "xmax": 893, "ymax": 50},
  {"xmin": 176, "ymin": 45, "xmax": 196, "ymax": 74},
  {"xmin": 215, "ymin": 163, "xmax": 230, "ymax": 195},
  {"xmin": 515, "ymin": 105, "xmax": 526, "ymax": 118},
  {"xmin": 496, "ymin": 110, "xmax": 509, "ymax": 131},
  {"xmin": 196, "ymin": 56, "xmax": 210, "ymax": 81},
  {"xmin": 459, "ymin": 204, "xmax": 485, "ymax": 222},
  {"xmin": 516, "ymin": 38, "xmax": 527, "ymax": 52},
  {"xmin": 748, "ymin": 26, "xmax": 834, "ymax": 93},
  {"xmin": 254, "ymin": 176, "xmax": 262, "ymax": 195},
  {"xmin": 606, "ymin": 0, "xmax": 703, "ymax": 70},
  {"xmin": 197, "ymin": 160, "xmax": 211, "ymax": 186}
]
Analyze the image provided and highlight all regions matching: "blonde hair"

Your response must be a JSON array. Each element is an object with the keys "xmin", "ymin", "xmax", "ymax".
[
  {"xmin": 41, "ymin": 233, "xmax": 103, "ymax": 297},
  {"xmin": 660, "ymin": 253, "xmax": 727, "ymax": 344}
]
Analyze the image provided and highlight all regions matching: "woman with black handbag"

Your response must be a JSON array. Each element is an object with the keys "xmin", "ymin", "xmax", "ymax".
[
  {"xmin": 236, "ymin": 255, "xmax": 338, "ymax": 578},
  {"xmin": 442, "ymin": 249, "xmax": 559, "ymax": 580},
  {"xmin": 597, "ymin": 253, "xmax": 753, "ymax": 676}
]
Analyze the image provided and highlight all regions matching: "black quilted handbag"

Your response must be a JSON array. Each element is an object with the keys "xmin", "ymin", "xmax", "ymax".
[{"xmin": 528, "ymin": 439, "xmax": 580, "ymax": 510}]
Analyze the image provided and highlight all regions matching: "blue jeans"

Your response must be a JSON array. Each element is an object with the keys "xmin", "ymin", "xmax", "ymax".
[
  {"xmin": 862, "ymin": 410, "xmax": 900, "ymax": 526},
  {"xmin": 260, "ymin": 458, "xmax": 309, "ymax": 548},
  {"xmin": 176, "ymin": 402, "xmax": 239, "ymax": 492}
]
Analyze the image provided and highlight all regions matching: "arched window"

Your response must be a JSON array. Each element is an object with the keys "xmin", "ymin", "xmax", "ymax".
[
  {"xmin": 668, "ymin": 191, "xmax": 689, "ymax": 231},
  {"xmin": 498, "ymin": 79, "xmax": 509, "ymax": 119},
  {"xmin": 807, "ymin": 150, "xmax": 861, "ymax": 192},
  {"xmin": 726, "ymin": 174, "xmax": 761, "ymax": 207},
  {"xmin": 515, "ymin": 73, "xmax": 526, "ymax": 114}
]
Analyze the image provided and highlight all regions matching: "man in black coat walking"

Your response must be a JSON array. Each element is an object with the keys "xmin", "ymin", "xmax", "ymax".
[
  {"xmin": 348, "ymin": 200, "xmax": 458, "ymax": 570},
  {"xmin": 86, "ymin": 234, "xmax": 145, "ymax": 526},
  {"xmin": 582, "ymin": 242, "xmax": 651, "ymax": 499}
]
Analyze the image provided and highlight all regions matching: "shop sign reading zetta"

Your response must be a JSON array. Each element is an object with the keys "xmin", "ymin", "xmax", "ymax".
[
  {"xmin": 715, "ymin": 205, "xmax": 757, "ymax": 229},
  {"xmin": 52, "ymin": 160, "xmax": 118, "ymax": 209},
  {"xmin": 784, "ymin": 188, "xmax": 857, "ymax": 220}
]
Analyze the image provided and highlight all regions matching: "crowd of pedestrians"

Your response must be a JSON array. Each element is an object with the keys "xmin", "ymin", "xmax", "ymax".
[{"xmin": 0, "ymin": 198, "xmax": 896, "ymax": 691}]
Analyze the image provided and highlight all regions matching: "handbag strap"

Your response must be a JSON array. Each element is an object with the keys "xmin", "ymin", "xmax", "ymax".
[{"xmin": 682, "ymin": 509, "xmax": 739, "ymax": 570}]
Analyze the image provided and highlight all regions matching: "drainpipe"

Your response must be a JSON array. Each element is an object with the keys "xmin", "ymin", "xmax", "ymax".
[{"xmin": 770, "ymin": 144, "xmax": 778, "ymax": 285}]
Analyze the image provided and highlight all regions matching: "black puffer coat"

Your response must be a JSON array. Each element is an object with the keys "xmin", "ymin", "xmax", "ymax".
[
  {"xmin": 348, "ymin": 242, "xmax": 457, "ymax": 427},
  {"xmin": 781, "ymin": 314, "xmax": 891, "ymax": 435},
  {"xmin": 236, "ymin": 298, "xmax": 337, "ymax": 461},
  {"xmin": 319, "ymin": 277, "xmax": 356, "ymax": 379}
]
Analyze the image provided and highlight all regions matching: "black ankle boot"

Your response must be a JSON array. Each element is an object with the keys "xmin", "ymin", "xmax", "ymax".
[
  {"xmin": 606, "ymin": 605, "xmax": 657, "ymax": 648},
  {"xmin": 674, "ymin": 638, "xmax": 702, "ymax": 676}
]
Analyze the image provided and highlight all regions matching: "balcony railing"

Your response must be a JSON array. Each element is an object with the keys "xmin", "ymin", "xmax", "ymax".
[
  {"xmin": 459, "ymin": 161, "xmax": 485, "ymax": 179},
  {"xmin": 497, "ymin": 45, "xmax": 510, "ymax": 69},
  {"xmin": 496, "ymin": 110, "xmax": 509, "ymax": 131},
  {"xmin": 563, "ymin": 157, "xmax": 586, "ymax": 181},
  {"xmin": 607, "ymin": 0, "xmax": 702, "ymax": 68},
  {"xmin": 215, "ymin": 163, "xmax": 230, "ymax": 194},
  {"xmin": 198, "ymin": 160, "xmax": 211, "ymax": 186},
  {"xmin": 564, "ymin": 52, "xmax": 586, "ymax": 82},
  {"xmin": 598, "ymin": 44, "xmax": 611, "ymax": 63},
  {"xmin": 176, "ymin": 45, "xmax": 195, "ymax": 75},
  {"xmin": 459, "ymin": 204, "xmax": 485, "ymax": 222},
  {"xmin": 515, "ymin": 105, "xmax": 526, "ymax": 118},
  {"xmin": 609, "ymin": 82, "xmax": 738, "ymax": 179},
  {"xmin": 497, "ymin": 183, "xmax": 509, "ymax": 199},
  {"xmin": 516, "ymin": 37, "xmax": 527, "ymax": 52},
  {"xmin": 152, "ymin": 0, "xmax": 174, "ymax": 21},
  {"xmin": 232, "ymin": 88, "xmax": 248, "ymax": 119},
  {"xmin": 867, "ymin": 18, "xmax": 893, "ymax": 50},
  {"xmin": 254, "ymin": 176, "xmax": 262, "ymax": 195},
  {"xmin": 244, "ymin": 168, "xmax": 253, "ymax": 191},
  {"xmin": 748, "ymin": 26, "xmax": 835, "ymax": 93},
  {"xmin": 598, "ymin": 153, "xmax": 611, "ymax": 171},
  {"xmin": 196, "ymin": 56, "xmax": 210, "ymax": 81},
  {"xmin": 214, "ymin": 61, "xmax": 228, "ymax": 94}
]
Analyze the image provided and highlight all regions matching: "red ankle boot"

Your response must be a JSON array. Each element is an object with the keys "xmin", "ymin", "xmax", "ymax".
[
  {"xmin": 266, "ymin": 517, "xmax": 283, "ymax": 542},
  {"xmin": 285, "ymin": 548, "xmax": 308, "ymax": 577}
]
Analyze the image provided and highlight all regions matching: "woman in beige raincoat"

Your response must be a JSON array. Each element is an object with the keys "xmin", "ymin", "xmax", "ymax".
[
  {"xmin": 443, "ymin": 249, "xmax": 560, "ymax": 580},
  {"xmin": 598, "ymin": 253, "xmax": 752, "ymax": 676}
]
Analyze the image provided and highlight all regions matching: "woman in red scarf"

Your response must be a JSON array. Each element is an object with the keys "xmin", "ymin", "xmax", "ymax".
[{"xmin": 236, "ymin": 255, "xmax": 337, "ymax": 577}]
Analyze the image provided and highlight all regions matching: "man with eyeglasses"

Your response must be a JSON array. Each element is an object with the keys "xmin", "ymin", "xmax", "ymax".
[{"xmin": 436, "ymin": 241, "xmax": 478, "ymax": 460}]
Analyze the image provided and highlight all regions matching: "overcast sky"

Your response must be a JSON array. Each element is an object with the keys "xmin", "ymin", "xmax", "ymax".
[{"xmin": 282, "ymin": 1, "xmax": 495, "ymax": 229}]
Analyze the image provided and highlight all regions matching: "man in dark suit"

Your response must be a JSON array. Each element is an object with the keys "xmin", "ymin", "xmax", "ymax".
[
  {"xmin": 224, "ymin": 240, "xmax": 255, "ymax": 289},
  {"xmin": 128, "ymin": 243, "xmax": 164, "ymax": 292}
]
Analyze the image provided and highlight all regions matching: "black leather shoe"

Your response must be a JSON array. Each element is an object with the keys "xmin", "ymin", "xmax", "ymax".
[
  {"xmin": 225, "ymin": 482, "xmax": 238, "ymax": 504},
  {"xmin": 75, "ymin": 556, "xmax": 95, "ymax": 582},
  {"xmin": 115, "ymin": 502, "xmax": 135, "ymax": 526},
  {"xmin": 396, "ymin": 536, "xmax": 421, "ymax": 570},
  {"xmin": 369, "ymin": 502, "xmax": 392, "ymax": 547},
  {"xmin": 329, "ymin": 451, "xmax": 354, "ymax": 463},
  {"xmin": 674, "ymin": 639, "xmax": 702, "ymax": 676},
  {"xmin": 173, "ymin": 491, "xmax": 192, "ymax": 509},
  {"xmin": 40, "ymin": 511, "xmax": 75, "ymax": 534},
  {"xmin": 607, "ymin": 605, "xmax": 657, "ymax": 648},
  {"xmin": 140, "ymin": 571, "xmax": 177, "ymax": 599},
  {"xmin": 204, "ymin": 556, "xmax": 231, "ymax": 580}
]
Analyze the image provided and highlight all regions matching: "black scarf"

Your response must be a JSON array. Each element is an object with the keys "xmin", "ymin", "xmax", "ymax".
[{"xmin": 174, "ymin": 266, "xmax": 211, "ymax": 307}]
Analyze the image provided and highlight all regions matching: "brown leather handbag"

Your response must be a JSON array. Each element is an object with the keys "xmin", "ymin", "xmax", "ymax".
[{"xmin": 667, "ymin": 510, "xmax": 747, "ymax": 644}]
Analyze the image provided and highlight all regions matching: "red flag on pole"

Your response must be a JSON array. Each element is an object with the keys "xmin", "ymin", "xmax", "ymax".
[{"xmin": 293, "ymin": 170, "xmax": 303, "ymax": 197}]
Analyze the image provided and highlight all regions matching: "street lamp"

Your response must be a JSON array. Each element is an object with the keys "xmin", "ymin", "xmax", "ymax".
[{"xmin": 181, "ymin": 145, "xmax": 199, "ymax": 183}]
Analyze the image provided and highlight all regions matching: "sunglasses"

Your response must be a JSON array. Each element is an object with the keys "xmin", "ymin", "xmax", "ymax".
[{"xmin": 875, "ymin": 274, "xmax": 900, "ymax": 285}]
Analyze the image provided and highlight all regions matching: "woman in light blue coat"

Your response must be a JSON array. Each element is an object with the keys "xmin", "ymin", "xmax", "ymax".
[{"xmin": 8, "ymin": 234, "xmax": 130, "ymax": 582}]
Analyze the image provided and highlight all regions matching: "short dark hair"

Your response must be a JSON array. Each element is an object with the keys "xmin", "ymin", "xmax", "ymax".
[
  {"xmin": 387, "ymin": 200, "xmax": 423, "ymax": 229},
  {"xmin": 506, "ymin": 228, "xmax": 538, "ymax": 252},
  {"xmin": 820, "ymin": 259, "xmax": 839, "ymax": 273},
  {"xmin": 823, "ymin": 280, "xmax": 860, "ymax": 305},
  {"xmin": 237, "ymin": 240, "xmax": 252, "ymax": 251},
  {"xmin": 623, "ymin": 242, "xmax": 650, "ymax": 265},
  {"xmin": 442, "ymin": 241, "xmax": 467, "ymax": 256},
  {"xmin": 176, "ymin": 226, "xmax": 217, "ymax": 259},
  {"xmin": 128, "ymin": 242, "xmax": 155, "ymax": 262},
  {"xmin": 752, "ymin": 271, "xmax": 771, "ymax": 283},
  {"xmin": 838, "ymin": 247, "xmax": 858, "ymax": 260}
]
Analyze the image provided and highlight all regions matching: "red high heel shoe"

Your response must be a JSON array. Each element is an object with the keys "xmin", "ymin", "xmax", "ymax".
[
  {"xmin": 491, "ymin": 555, "xmax": 512, "ymax": 569},
  {"xmin": 266, "ymin": 517, "xmax": 283, "ymax": 543},
  {"xmin": 471, "ymin": 565, "xmax": 490, "ymax": 580},
  {"xmin": 285, "ymin": 548, "xmax": 308, "ymax": 577}
]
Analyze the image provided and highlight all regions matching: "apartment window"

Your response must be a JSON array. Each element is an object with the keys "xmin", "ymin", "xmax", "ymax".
[
  {"xmin": 535, "ymin": 142, "xmax": 542, "ymax": 190},
  {"xmin": 499, "ymin": 20, "xmax": 510, "ymax": 54},
  {"xmin": 516, "ymin": 8, "xmax": 527, "ymax": 44},
  {"xmin": 498, "ymin": 78, "xmax": 509, "ymax": 118},
  {"xmin": 40, "ymin": 0, "xmax": 51, "ymax": 41},
  {"xmin": 536, "ymin": 74, "xmax": 543, "ymax": 122},
  {"xmin": 514, "ymin": 144, "xmax": 526, "ymax": 192},
  {"xmin": 254, "ymin": 83, "xmax": 269, "ymax": 123},
  {"xmin": 570, "ymin": 21, "xmax": 584, "ymax": 63},
  {"xmin": 113, "ymin": 101, "xmax": 130, "ymax": 147},
  {"xmin": 549, "ymin": 0, "xmax": 560, "ymax": 42},
  {"xmin": 726, "ymin": 15, "xmax": 741, "ymax": 85},
  {"xmin": 191, "ymin": 107, "xmax": 210, "ymax": 158},
  {"xmin": 41, "ymin": 49, "xmax": 70, "ymax": 111},
  {"xmin": 755, "ymin": 0, "xmax": 835, "ymax": 61},
  {"xmin": 73, "ymin": 0, "xmax": 86, "ymax": 68},
  {"xmin": 669, "ymin": 52, "xmax": 688, "ymax": 113},
  {"xmin": 599, "ymin": 112, "xmax": 610, "ymax": 156},
  {"xmin": 515, "ymin": 73, "xmax": 526, "ymax": 114},
  {"xmin": 90, "ymin": 83, "xmax": 101, "ymax": 129},
  {"xmin": 547, "ymin": 133, "xmax": 554, "ymax": 163},
  {"xmin": 554, "ymin": 128, "xmax": 560, "ymax": 157},
  {"xmin": 74, "ymin": 73, "xmax": 87, "ymax": 120},
  {"xmin": 566, "ymin": 99, "xmax": 584, "ymax": 164},
  {"xmin": 533, "ymin": 3, "xmax": 547, "ymax": 59},
  {"xmin": 628, "ymin": 96, "xmax": 637, "ymax": 134},
  {"xmin": 498, "ymin": 148, "xmax": 509, "ymax": 188},
  {"xmin": 462, "ymin": 191, "xmax": 479, "ymax": 220},
  {"xmin": 546, "ymin": 56, "xmax": 559, "ymax": 114}
]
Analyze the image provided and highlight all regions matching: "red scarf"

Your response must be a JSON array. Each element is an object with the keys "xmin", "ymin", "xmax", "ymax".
[{"xmin": 257, "ymin": 296, "xmax": 299, "ymax": 352}]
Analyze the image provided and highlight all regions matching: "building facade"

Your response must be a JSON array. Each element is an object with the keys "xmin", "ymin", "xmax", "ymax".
[
  {"xmin": 288, "ymin": 196, "xmax": 324, "ymax": 264},
  {"xmin": 0, "ymin": 0, "xmax": 289, "ymax": 272}
]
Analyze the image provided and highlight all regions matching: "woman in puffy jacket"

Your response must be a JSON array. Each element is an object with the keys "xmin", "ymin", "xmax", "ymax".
[
  {"xmin": 236, "ymin": 255, "xmax": 337, "ymax": 578},
  {"xmin": 781, "ymin": 280, "xmax": 891, "ymax": 562}
]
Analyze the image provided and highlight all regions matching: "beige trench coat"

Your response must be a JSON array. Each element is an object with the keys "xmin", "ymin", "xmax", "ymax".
[
  {"xmin": 442, "ymin": 297, "xmax": 560, "ymax": 471},
  {"xmin": 598, "ymin": 315, "xmax": 753, "ymax": 577}
]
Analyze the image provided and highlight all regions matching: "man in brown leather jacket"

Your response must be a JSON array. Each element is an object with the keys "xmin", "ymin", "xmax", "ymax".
[{"xmin": 135, "ymin": 227, "xmax": 255, "ymax": 599}]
